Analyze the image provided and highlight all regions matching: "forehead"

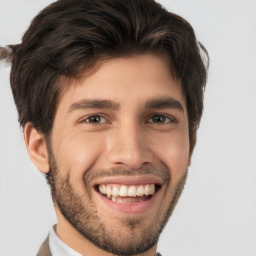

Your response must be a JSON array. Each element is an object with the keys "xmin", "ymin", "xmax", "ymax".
[{"xmin": 57, "ymin": 53, "xmax": 185, "ymax": 113}]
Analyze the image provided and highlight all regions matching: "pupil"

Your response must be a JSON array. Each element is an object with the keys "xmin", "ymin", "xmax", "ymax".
[
  {"xmin": 153, "ymin": 115, "xmax": 164, "ymax": 123},
  {"xmin": 90, "ymin": 115, "xmax": 100, "ymax": 123}
]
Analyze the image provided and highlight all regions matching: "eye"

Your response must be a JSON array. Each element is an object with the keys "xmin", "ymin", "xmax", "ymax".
[
  {"xmin": 148, "ymin": 114, "xmax": 175, "ymax": 124},
  {"xmin": 83, "ymin": 115, "xmax": 107, "ymax": 124}
]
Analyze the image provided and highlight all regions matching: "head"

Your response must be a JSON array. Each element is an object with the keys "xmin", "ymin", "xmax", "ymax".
[{"xmin": 7, "ymin": 0, "xmax": 208, "ymax": 255}]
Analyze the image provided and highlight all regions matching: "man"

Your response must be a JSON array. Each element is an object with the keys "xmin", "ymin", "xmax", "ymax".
[{"xmin": 2, "ymin": 0, "xmax": 208, "ymax": 255}]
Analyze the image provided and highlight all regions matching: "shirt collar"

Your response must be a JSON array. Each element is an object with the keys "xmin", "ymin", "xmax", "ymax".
[{"xmin": 49, "ymin": 225, "xmax": 82, "ymax": 256}]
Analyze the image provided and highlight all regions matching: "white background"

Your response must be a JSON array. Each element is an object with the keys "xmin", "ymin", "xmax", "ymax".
[{"xmin": 0, "ymin": 0, "xmax": 256, "ymax": 255}]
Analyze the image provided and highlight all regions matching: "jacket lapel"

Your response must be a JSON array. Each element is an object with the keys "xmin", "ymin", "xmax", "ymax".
[{"xmin": 36, "ymin": 236, "xmax": 52, "ymax": 256}]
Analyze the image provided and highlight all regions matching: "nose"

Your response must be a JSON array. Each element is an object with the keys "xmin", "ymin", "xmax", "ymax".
[{"xmin": 106, "ymin": 121, "xmax": 153, "ymax": 169}]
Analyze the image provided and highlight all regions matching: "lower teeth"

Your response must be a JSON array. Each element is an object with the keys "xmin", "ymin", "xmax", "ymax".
[{"xmin": 110, "ymin": 195, "xmax": 150, "ymax": 203}]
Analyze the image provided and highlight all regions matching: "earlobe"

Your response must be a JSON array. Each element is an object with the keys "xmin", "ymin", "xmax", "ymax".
[{"xmin": 24, "ymin": 122, "xmax": 50, "ymax": 173}]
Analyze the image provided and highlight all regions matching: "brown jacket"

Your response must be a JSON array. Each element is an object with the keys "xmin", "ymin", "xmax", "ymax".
[{"xmin": 36, "ymin": 236, "xmax": 52, "ymax": 256}]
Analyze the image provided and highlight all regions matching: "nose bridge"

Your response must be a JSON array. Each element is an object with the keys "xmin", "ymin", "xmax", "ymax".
[{"xmin": 107, "ymin": 118, "xmax": 152, "ymax": 169}]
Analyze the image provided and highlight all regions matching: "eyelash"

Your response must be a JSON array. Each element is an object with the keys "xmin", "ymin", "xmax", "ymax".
[
  {"xmin": 147, "ymin": 113, "xmax": 176, "ymax": 124},
  {"xmin": 81, "ymin": 114, "xmax": 108, "ymax": 124},
  {"xmin": 79, "ymin": 113, "xmax": 176, "ymax": 125}
]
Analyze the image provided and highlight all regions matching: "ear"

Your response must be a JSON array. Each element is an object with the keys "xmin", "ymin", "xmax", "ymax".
[
  {"xmin": 24, "ymin": 122, "xmax": 50, "ymax": 173},
  {"xmin": 188, "ymin": 131, "xmax": 197, "ymax": 166},
  {"xmin": 188, "ymin": 157, "xmax": 192, "ymax": 167}
]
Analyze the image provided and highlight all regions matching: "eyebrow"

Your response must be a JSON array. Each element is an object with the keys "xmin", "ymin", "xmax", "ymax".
[
  {"xmin": 145, "ymin": 97, "xmax": 184, "ymax": 113},
  {"xmin": 68, "ymin": 97, "xmax": 184, "ymax": 114},
  {"xmin": 68, "ymin": 99, "xmax": 120, "ymax": 113}
]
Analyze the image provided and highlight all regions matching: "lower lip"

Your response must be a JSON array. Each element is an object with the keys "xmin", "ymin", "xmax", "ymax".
[{"xmin": 94, "ymin": 189, "xmax": 160, "ymax": 214}]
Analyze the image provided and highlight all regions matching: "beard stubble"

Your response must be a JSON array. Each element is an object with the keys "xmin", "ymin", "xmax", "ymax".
[{"xmin": 46, "ymin": 144, "xmax": 188, "ymax": 255}]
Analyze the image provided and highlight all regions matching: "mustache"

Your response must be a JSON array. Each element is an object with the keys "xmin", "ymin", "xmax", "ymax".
[{"xmin": 85, "ymin": 165, "xmax": 170, "ymax": 184}]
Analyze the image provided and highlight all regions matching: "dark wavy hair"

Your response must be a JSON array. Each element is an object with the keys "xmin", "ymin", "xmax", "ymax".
[{"xmin": 4, "ymin": 0, "xmax": 209, "ymax": 154}]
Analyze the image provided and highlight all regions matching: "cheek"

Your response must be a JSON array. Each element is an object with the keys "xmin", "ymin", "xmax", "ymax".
[
  {"xmin": 153, "ymin": 131, "xmax": 189, "ymax": 181},
  {"xmin": 53, "ymin": 132, "xmax": 106, "ymax": 180}
]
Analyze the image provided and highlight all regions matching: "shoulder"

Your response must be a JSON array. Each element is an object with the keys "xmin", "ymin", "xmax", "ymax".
[{"xmin": 36, "ymin": 236, "xmax": 52, "ymax": 256}]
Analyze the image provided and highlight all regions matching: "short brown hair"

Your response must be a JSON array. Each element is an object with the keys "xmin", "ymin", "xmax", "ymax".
[{"xmin": 8, "ymin": 0, "xmax": 208, "ymax": 153}]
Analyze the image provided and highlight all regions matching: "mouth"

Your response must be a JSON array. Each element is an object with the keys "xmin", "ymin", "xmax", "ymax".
[{"xmin": 95, "ymin": 183, "xmax": 161, "ymax": 204}]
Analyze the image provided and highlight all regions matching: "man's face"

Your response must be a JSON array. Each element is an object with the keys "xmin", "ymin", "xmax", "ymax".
[{"xmin": 48, "ymin": 53, "xmax": 190, "ymax": 254}]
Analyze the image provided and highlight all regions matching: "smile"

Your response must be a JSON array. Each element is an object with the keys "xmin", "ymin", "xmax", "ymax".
[{"xmin": 97, "ymin": 184, "xmax": 161, "ymax": 204}]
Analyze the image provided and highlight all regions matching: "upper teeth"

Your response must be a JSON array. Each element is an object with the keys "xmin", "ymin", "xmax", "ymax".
[{"xmin": 99, "ymin": 184, "xmax": 156, "ymax": 198}]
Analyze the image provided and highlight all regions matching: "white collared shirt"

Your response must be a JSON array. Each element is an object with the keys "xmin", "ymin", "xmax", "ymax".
[{"xmin": 49, "ymin": 226, "xmax": 82, "ymax": 256}]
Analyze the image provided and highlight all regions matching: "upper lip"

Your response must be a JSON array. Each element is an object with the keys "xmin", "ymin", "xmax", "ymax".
[{"xmin": 92, "ymin": 175, "xmax": 164, "ymax": 187}]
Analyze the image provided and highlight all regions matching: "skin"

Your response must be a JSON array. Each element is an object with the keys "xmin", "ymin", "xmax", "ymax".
[{"xmin": 25, "ymin": 53, "xmax": 190, "ymax": 256}]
